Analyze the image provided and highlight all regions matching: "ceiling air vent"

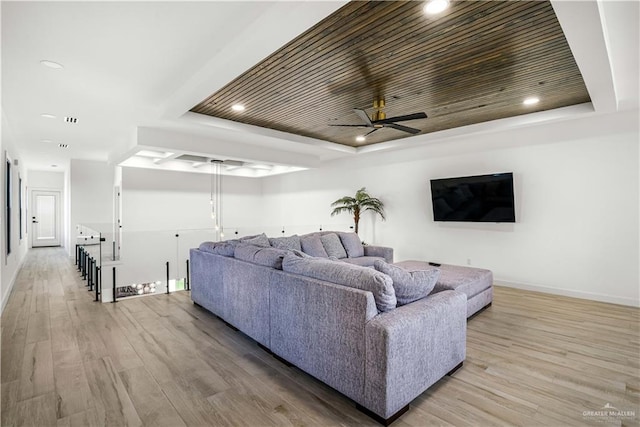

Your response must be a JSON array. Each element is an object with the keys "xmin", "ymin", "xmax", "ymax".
[
  {"xmin": 64, "ymin": 116, "xmax": 78, "ymax": 124},
  {"xmin": 58, "ymin": 144, "xmax": 69, "ymax": 148}
]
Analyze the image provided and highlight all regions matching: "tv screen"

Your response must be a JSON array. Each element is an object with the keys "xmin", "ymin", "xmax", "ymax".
[{"xmin": 430, "ymin": 173, "xmax": 515, "ymax": 222}]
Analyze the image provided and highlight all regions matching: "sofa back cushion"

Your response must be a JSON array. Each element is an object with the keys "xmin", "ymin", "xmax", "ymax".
[
  {"xmin": 198, "ymin": 240, "xmax": 237, "ymax": 257},
  {"xmin": 269, "ymin": 235, "xmax": 302, "ymax": 251},
  {"xmin": 337, "ymin": 232, "xmax": 364, "ymax": 258},
  {"xmin": 300, "ymin": 234, "xmax": 329, "ymax": 258},
  {"xmin": 234, "ymin": 244, "xmax": 288, "ymax": 270},
  {"xmin": 320, "ymin": 233, "xmax": 347, "ymax": 259},
  {"xmin": 374, "ymin": 260, "xmax": 440, "ymax": 306},
  {"xmin": 241, "ymin": 233, "xmax": 271, "ymax": 248},
  {"xmin": 282, "ymin": 252, "xmax": 396, "ymax": 312}
]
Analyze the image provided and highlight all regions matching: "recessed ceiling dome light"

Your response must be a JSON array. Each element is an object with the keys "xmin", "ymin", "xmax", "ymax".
[
  {"xmin": 40, "ymin": 60, "xmax": 64, "ymax": 69},
  {"xmin": 424, "ymin": 0, "xmax": 449, "ymax": 15},
  {"xmin": 41, "ymin": 113, "xmax": 56, "ymax": 119},
  {"xmin": 355, "ymin": 135, "xmax": 366, "ymax": 143},
  {"xmin": 231, "ymin": 104, "xmax": 246, "ymax": 112},
  {"xmin": 523, "ymin": 97, "xmax": 540, "ymax": 105},
  {"xmin": 41, "ymin": 139, "xmax": 53, "ymax": 143}
]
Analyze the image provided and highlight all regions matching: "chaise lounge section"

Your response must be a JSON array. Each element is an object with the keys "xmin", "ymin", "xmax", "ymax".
[{"xmin": 394, "ymin": 260, "xmax": 493, "ymax": 318}]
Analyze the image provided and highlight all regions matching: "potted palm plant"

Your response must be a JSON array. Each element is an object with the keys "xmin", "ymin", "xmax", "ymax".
[{"xmin": 330, "ymin": 187, "xmax": 386, "ymax": 234}]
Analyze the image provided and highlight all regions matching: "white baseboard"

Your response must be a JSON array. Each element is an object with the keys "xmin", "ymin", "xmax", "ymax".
[
  {"xmin": 496, "ymin": 279, "xmax": 640, "ymax": 308},
  {"xmin": 1, "ymin": 254, "xmax": 27, "ymax": 314}
]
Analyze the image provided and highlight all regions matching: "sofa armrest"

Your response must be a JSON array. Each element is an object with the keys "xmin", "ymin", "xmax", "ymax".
[
  {"xmin": 363, "ymin": 245, "xmax": 394, "ymax": 263},
  {"xmin": 364, "ymin": 290, "xmax": 466, "ymax": 419},
  {"xmin": 190, "ymin": 249, "xmax": 225, "ymax": 317}
]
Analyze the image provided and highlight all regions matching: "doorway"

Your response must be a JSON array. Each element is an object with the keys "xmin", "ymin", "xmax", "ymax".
[{"xmin": 31, "ymin": 190, "xmax": 61, "ymax": 247}]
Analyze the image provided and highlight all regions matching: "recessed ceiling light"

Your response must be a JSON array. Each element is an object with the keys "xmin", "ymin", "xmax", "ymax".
[
  {"xmin": 356, "ymin": 135, "xmax": 366, "ymax": 143},
  {"xmin": 41, "ymin": 139, "xmax": 53, "ymax": 143},
  {"xmin": 231, "ymin": 104, "xmax": 246, "ymax": 112},
  {"xmin": 51, "ymin": 164, "xmax": 58, "ymax": 168},
  {"xmin": 424, "ymin": 0, "xmax": 449, "ymax": 15},
  {"xmin": 523, "ymin": 97, "xmax": 540, "ymax": 106},
  {"xmin": 40, "ymin": 60, "xmax": 64, "ymax": 69},
  {"xmin": 41, "ymin": 113, "xmax": 56, "ymax": 119}
]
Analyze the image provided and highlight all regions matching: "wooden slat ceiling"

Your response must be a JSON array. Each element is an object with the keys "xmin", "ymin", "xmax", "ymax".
[{"xmin": 190, "ymin": 1, "xmax": 590, "ymax": 148}]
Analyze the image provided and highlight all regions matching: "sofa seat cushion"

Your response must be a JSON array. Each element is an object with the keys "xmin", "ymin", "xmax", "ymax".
[
  {"xmin": 320, "ymin": 233, "xmax": 347, "ymax": 259},
  {"xmin": 234, "ymin": 244, "xmax": 289, "ymax": 270},
  {"xmin": 269, "ymin": 235, "xmax": 302, "ymax": 251},
  {"xmin": 282, "ymin": 253, "xmax": 396, "ymax": 312},
  {"xmin": 394, "ymin": 261, "xmax": 492, "ymax": 299},
  {"xmin": 341, "ymin": 256, "xmax": 385, "ymax": 267},
  {"xmin": 338, "ymin": 232, "xmax": 364, "ymax": 258},
  {"xmin": 300, "ymin": 234, "xmax": 329, "ymax": 258},
  {"xmin": 374, "ymin": 260, "xmax": 440, "ymax": 306}
]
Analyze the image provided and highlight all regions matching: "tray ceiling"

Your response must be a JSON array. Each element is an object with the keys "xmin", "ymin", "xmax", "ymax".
[{"xmin": 190, "ymin": 0, "xmax": 590, "ymax": 148}]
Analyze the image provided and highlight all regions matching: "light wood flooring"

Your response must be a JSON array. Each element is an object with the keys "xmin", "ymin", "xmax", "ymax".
[{"xmin": 1, "ymin": 247, "xmax": 639, "ymax": 426}]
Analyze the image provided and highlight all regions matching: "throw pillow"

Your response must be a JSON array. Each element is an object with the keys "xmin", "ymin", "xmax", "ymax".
[
  {"xmin": 268, "ymin": 235, "xmax": 302, "ymax": 251},
  {"xmin": 300, "ymin": 235, "xmax": 328, "ymax": 258},
  {"xmin": 241, "ymin": 233, "xmax": 271, "ymax": 248},
  {"xmin": 234, "ymin": 244, "xmax": 288, "ymax": 270},
  {"xmin": 283, "ymin": 253, "xmax": 396, "ymax": 312},
  {"xmin": 320, "ymin": 233, "xmax": 347, "ymax": 259},
  {"xmin": 337, "ymin": 232, "xmax": 364, "ymax": 258},
  {"xmin": 374, "ymin": 260, "xmax": 440, "ymax": 306}
]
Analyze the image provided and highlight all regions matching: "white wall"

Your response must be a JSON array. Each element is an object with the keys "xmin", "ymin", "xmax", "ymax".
[
  {"xmin": 261, "ymin": 111, "xmax": 640, "ymax": 307},
  {"xmin": 121, "ymin": 167, "xmax": 263, "ymax": 232},
  {"xmin": 28, "ymin": 170, "xmax": 64, "ymax": 189},
  {"xmin": 1, "ymin": 122, "xmax": 29, "ymax": 312},
  {"xmin": 69, "ymin": 159, "xmax": 115, "ymax": 256}
]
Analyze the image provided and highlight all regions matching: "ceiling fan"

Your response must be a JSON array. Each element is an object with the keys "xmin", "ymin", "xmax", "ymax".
[{"xmin": 330, "ymin": 98, "xmax": 427, "ymax": 137}]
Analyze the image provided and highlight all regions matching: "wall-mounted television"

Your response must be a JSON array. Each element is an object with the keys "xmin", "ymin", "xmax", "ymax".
[{"xmin": 430, "ymin": 173, "xmax": 515, "ymax": 222}]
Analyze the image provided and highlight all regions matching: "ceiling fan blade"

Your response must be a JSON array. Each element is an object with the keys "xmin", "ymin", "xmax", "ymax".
[
  {"xmin": 328, "ymin": 124, "xmax": 368, "ymax": 127},
  {"xmin": 353, "ymin": 108, "xmax": 373, "ymax": 127},
  {"xmin": 363, "ymin": 128, "xmax": 380, "ymax": 137},
  {"xmin": 384, "ymin": 123, "xmax": 421, "ymax": 134},
  {"xmin": 373, "ymin": 112, "xmax": 427, "ymax": 124}
]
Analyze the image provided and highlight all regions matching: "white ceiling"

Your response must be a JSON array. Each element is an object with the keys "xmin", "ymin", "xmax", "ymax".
[{"xmin": 2, "ymin": 1, "xmax": 638, "ymax": 176}]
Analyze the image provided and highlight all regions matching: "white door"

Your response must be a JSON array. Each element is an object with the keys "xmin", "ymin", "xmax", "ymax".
[{"xmin": 31, "ymin": 190, "xmax": 60, "ymax": 247}]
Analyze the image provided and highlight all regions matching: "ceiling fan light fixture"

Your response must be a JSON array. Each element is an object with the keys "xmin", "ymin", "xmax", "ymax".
[
  {"xmin": 355, "ymin": 135, "xmax": 366, "ymax": 143},
  {"xmin": 231, "ymin": 104, "xmax": 246, "ymax": 112},
  {"xmin": 424, "ymin": 0, "xmax": 449, "ymax": 15},
  {"xmin": 523, "ymin": 97, "xmax": 540, "ymax": 106}
]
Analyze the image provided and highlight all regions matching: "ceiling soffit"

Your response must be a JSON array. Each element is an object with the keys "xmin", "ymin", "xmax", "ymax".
[{"xmin": 190, "ymin": 1, "xmax": 590, "ymax": 148}]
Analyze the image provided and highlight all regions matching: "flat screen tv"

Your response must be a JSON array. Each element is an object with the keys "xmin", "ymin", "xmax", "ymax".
[{"xmin": 430, "ymin": 173, "xmax": 515, "ymax": 222}]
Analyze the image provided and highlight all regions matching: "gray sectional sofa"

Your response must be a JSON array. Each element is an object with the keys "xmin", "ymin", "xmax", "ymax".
[{"xmin": 190, "ymin": 231, "xmax": 467, "ymax": 424}]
